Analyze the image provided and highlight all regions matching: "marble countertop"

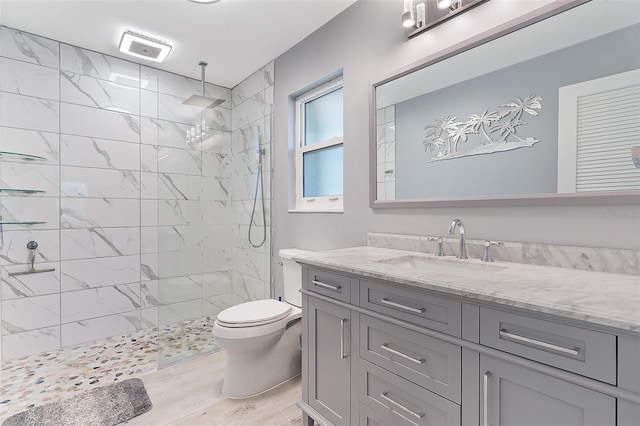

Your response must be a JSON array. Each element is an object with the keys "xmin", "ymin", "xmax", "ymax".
[{"xmin": 292, "ymin": 246, "xmax": 640, "ymax": 333}]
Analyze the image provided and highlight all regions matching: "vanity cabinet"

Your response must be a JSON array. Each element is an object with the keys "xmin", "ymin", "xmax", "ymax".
[
  {"xmin": 299, "ymin": 264, "xmax": 639, "ymax": 426},
  {"xmin": 480, "ymin": 355, "xmax": 615, "ymax": 426},
  {"xmin": 307, "ymin": 296, "xmax": 352, "ymax": 425}
]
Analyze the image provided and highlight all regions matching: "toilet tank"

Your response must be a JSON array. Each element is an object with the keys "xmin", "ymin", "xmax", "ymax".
[{"xmin": 279, "ymin": 249, "xmax": 311, "ymax": 308}]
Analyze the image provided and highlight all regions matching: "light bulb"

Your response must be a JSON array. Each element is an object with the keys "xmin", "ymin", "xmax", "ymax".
[{"xmin": 437, "ymin": 0, "xmax": 453, "ymax": 9}]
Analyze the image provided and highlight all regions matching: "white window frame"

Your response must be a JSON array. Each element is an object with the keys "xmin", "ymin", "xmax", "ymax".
[{"xmin": 292, "ymin": 77, "xmax": 344, "ymax": 213}]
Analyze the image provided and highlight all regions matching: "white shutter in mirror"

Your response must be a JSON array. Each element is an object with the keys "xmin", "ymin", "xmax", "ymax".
[{"xmin": 558, "ymin": 69, "xmax": 640, "ymax": 193}]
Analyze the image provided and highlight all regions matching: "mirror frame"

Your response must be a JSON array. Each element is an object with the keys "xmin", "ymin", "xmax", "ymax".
[{"xmin": 370, "ymin": 0, "xmax": 640, "ymax": 208}]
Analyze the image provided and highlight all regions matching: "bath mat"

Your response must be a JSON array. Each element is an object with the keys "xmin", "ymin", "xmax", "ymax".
[{"xmin": 2, "ymin": 378, "xmax": 152, "ymax": 426}]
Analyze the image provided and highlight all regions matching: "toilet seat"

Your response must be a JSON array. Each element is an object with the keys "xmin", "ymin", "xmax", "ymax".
[
  {"xmin": 213, "ymin": 300, "xmax": 301, "ymax": 340},
  {"xmin": 216, "ymin": 299, "xmax": 292, "ymax": 328}
]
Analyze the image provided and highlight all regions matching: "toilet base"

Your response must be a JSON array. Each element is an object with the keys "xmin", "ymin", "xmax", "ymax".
[{"xmin": 217, "ymin": 319, "xmax": 302, "ymax": 399}]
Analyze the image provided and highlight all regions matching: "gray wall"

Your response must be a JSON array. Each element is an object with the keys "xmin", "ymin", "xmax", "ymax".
[
  {"xmin": 396, "ymin": 25, "xmax": 640, "ymax": 199},
  {"xmin": 272, "ymin": 0, "xmax": 640, "ymax": 296}
]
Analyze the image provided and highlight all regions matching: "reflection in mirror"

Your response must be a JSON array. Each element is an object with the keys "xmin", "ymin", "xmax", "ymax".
[{"xmin": 374, "ymin": 1, "xmax": 640, "ymax": 204}]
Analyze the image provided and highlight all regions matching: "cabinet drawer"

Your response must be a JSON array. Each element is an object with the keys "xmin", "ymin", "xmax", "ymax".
[
  {"xmin": 480, "ymin": 307, "xmax": 616, "ymax": 385},
  {"xmin": 360, "ymin": 314, "xmax": 461, "ymax": 403},
  {"xmin": 360, "ymin": 280, "xmax": 461, "ymax": 337},
  {"xmin": 306, "ymin": 267, "xmax": 351, "ymax": 303},
  {"xmin": 359, "ymin": 403, "xmax": 396, "ymax": 426},
  {"xmin": 358, "ymin": 360, "xmax": 461, "ymax": 426}
]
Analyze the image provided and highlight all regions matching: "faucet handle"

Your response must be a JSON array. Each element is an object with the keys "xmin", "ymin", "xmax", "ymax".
[
  {"xmin": 481, "ymin": 240, "xmax": 504, "ymax": 262},
  {"xmin": 427, "ymin": 237, "xmax": 445, "ymax": 256}
]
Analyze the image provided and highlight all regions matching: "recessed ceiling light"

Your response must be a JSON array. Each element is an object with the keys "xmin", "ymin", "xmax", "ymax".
[
  {"xmin": 187, "ymin": 0, "xmax": 222, "ymax": 4},
  {"xmin": 118, "ymin": 31, "xmax": 172, "ymax": 63}
]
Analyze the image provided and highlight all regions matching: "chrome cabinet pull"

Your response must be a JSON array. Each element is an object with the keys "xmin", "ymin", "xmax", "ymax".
[
  {"xmin": 499, "ymin": 329, "xmax": 580, "ymax": 356},
  {"xmin": 312, "ymin": 280, "xmax": 341, "ymax": 292},
  {"xmin": 380, "ymin": 298, "xmax": 425, "ymax": 314},
  {"xmin": 340, "ymin": 318, "xmax": 348, "ymax": 359},
  {"xmin": 380, "ymin": 343, "xmax": 424, "ymax": 365},
  {"xmin": 483, "ymin": 372, "xmax": 491, "ymax": 426},
  {"xmin": 379, "ymin": 392, "xmax": 425, "ymax": 419}
]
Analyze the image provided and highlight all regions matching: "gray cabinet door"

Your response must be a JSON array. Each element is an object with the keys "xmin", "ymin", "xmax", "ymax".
[
  {"xmin": 480, "ymin": 355, "xmax": 615, "ymax": 426},
  {"xmin": 308, "ymin": 296, "xmax": 351, "ymax": 425}
]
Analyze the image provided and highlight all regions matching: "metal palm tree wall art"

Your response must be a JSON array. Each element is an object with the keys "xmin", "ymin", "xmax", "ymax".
[{"xmin": 423, "ymin": 94, "xmax": 543, "ymax": 162}]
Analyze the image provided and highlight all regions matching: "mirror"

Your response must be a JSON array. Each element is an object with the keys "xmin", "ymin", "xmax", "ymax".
[{"xmin": 372, "ymin": 0, "xmax": 640, "ymax": 207}]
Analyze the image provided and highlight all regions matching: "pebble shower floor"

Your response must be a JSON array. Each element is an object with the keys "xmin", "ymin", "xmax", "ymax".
[{"xmin": 0, "ymin": 317, "xmax": 217, "ymax": 423}]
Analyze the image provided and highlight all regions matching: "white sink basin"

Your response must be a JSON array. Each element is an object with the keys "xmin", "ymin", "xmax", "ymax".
[{"xmin": 375, "ymin": 255, "xmax": 507, "ymax": 273}]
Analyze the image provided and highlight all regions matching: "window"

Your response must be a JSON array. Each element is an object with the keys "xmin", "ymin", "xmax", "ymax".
[{"xmin": 293, "ymin": 78, "xmax": 344, "ymax": 212}]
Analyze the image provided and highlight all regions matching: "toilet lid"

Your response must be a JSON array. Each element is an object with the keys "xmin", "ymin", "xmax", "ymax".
[{"xmin": 217, "ymin": 299, "xmax": 292, "ymax": 327}]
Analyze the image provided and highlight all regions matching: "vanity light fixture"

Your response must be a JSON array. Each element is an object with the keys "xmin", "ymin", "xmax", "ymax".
[
  {"xmin": 402, "ymin": 0, "xmax": 487, "ymax": 37},
  {"xmin": 402, "ymin": 0, "xmax": 416, "ymax": 28},
  {"xmin": 118, "ymin": 31, "xmax": 172, "ymax": 63}
]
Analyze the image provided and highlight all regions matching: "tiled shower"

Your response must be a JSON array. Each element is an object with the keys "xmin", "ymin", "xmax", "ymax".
[{"xmin": 0, "ymin": 25, "xmax": 273, "ymax": 369}]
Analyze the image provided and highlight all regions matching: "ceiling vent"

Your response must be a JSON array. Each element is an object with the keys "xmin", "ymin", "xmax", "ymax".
[{"xmin": 118, "ymin": 31, "xmax": 172, "ymax": 63}]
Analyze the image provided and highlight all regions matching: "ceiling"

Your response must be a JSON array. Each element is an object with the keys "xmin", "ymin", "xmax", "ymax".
[{"xmin": 0, "ymin": 0, "xmax": 356, "ymax": 88}]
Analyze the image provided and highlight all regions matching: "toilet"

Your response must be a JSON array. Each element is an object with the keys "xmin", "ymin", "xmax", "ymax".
[{"xmin": 212, "ymin": 248, "xmax": 309, "ymax": 398}]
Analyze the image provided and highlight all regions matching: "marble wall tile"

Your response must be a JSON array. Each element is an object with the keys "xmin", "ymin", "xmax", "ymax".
[
  {"xmin": 141, "ymin": 200, "xmax": 159, "ymax": 227},
  {"xmin": 156, "ymin": 225, "xmax": 198, "ymax": 252},
  {"xmin": 158, "ymin": 173, "xmax": 201, "ymax": 200},
  {"xmin": 61, "ymin": 283, "xmax": 141, "ymax": 323},
  {"xmin": 140, "ymin": 66, "xmax": 158, "ymax": 92},
  {"xmin": 141, "ymin": 280, "xmax": 159, "ymax": 308},
  {"xmin": 158, "ymin": 200, "xmax": 201, "ymax": 226},
  {"xmin": 157, "ymin": 147, "xmax": 201, "ymax": 176},
  {"xmin": 140, "ymin": 307, "xmax": 158, "ymax": 329},
  {"xmin": 264, "ymin": 61, "xmax": 274, "ymax": 87},
  {"xmin": 1, "ymin": 326, "xmax": 60, "ymax": 361},
  {"xmin": 156, "ymin": 119, "xmax": 196, "ymax": 151},
  {"xmin": 0, "ymin": 127, "xmax": 59, "ymax": 164},
  {"xmin": 232, "ymin": 272, "xmax": 268, "ymax": 303},
  {"xmin": 201, "ymin": 131, "xmax": 232, "ymax": 154},
  {"xmin": 141, "ymin": 172, "xmax": 158, "ymax": 200},
  {"xmin": 158, "ymin": 300, "xmax": 202, "ymax": 327},
  {"xmin": 156, "ymin": 69, "xmax": 230, "ymax": 101},
  {"xmin": 141, "ymin": 253, "xmax": 159, "ymax": 282},
  {"xmin": 141, "ymin": 90, "xmax": 157, "ymax": 118},
  {"xmin": 61, "ymin": 198, "xmax": 140, "ymax": 228},
  {"xmin": 141, "ymin": 226, "xmax": 158, "ymax": 254},
  {"xmin": 157, "ymin": 249, "xmax": 202, "ymax": 279},
  {"xmin": 231, "ymin": 68, "xmax": 265, "ymax": 108},
  {"xmin": 0, "ymin": 229, "xmax": 59, "ymax": 265},
  {"xmin": 158, "ymin": 275, "xmax": 202, "ymax": 305},
  {"xmin": 60, "ymin": 103, "xmax": 140, "ymax": 143},
  {"xmin": 209, "ymin": 107, "xmax": 232, "ymax": 132},
  {"xmin": 61, "ymin": 227, "xmax": 140, "ymax": 260},
  {"xmin": 1, "ymin": 293, "xmax": 60, "ymax": 334},
  {"xmin": 158, "ymin": 92, "xmax": 202, "ymax": 125},
  {"xmin": 0, "ymin": 92, "xmax": 59, "ymax": 132},
  {"xmin": 60, "ymin": 134, "xmax": 140, "ymax": 170},
  {"xmin": 140, "ymin": 117, "xmax": 159, "ymax": 145},
  {"xmin": 201, "ymin": 201, "xmax": 230, "ymax": 225},
  {"xmin": 202, "ymin": 176, "xmax": 229, "ymax": 202},
  {"xmin": 61, "ymin": 312, "xmax": 140, "ymax": 347},
  {"xmin": 60, "ymin": 71, "xmax": 140, "ymax": 114},
  {"xmin": 2, "ymin": 262, "xmax": 60, "ymax": 300},
  {"xmin": 0, "ymin": 26, "xmax": 59, "ymax": 68},
  {"xmin": 0, "ymin": 197, "xmax": 59, "ymax": 230},
  {"xmin": 60, "ymin": 255, "xmax": 140, "ymax": 291},
  {"xmin": 231, "ymin": 98, "xmax": 264, "ymax": 131},
  {"xmin": 202, "ymin": 151, "xmax": 230, "ymax": 177},
  {"xmin": 0, "ymin": 57, "xmax": 59, "ymax": 100},
  {"xmin": 203, "ymin": 293, "xmax": 234, "ymax": 317},
  {"xmin": 61, "ymin": 167, "xmax": 140, "ymax": 199},
  {"xmin": 141, "ymin": 145, "xmax": 158, "ymax": 172},
  {"xmin": 0, "ymin": 162, "xmax": 59, "ymax": 195},
  {"xmin": 60, "ymin": 44, "xmax": 139, "ymax": 87},
  {"xmin": 202, "ymin": 271, "xmax": 232, "ymax": 297},
  {"xmin": 232, "ymin": 248, "xmax": 269, "ymax": 280}
]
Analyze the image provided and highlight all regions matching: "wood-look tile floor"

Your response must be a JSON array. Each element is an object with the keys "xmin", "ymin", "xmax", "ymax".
[{"xmin": 128, "ymin": 349, "xmax": 303, "ymax": 426}]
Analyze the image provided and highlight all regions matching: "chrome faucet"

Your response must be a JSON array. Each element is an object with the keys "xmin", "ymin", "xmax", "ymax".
[{"xmin": 448, "ymin": 219, "xmax": 468, "ymax": 259}]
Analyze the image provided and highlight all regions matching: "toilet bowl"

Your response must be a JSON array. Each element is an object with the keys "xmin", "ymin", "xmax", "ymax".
[{"xmin": 212, "ymin": 248, "xmax": 309, "ymax": 399}]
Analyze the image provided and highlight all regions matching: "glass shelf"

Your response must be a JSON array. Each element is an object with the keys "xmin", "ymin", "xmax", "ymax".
[
  {"xmin": 0, "ymin": 188, "xmax": 45, "ymax": 194},
  {"xmin": 0, "ymin": 221, "xmax": 46, "ymax": 225},
  {"xmin": 0, "ymin": 151, "xmax": 47, "ymax": 161}
]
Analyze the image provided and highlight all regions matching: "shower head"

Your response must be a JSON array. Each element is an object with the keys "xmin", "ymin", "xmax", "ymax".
[{"xmin": 182, "ymin": 61, "xmax": 225, "ymax": 109}]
